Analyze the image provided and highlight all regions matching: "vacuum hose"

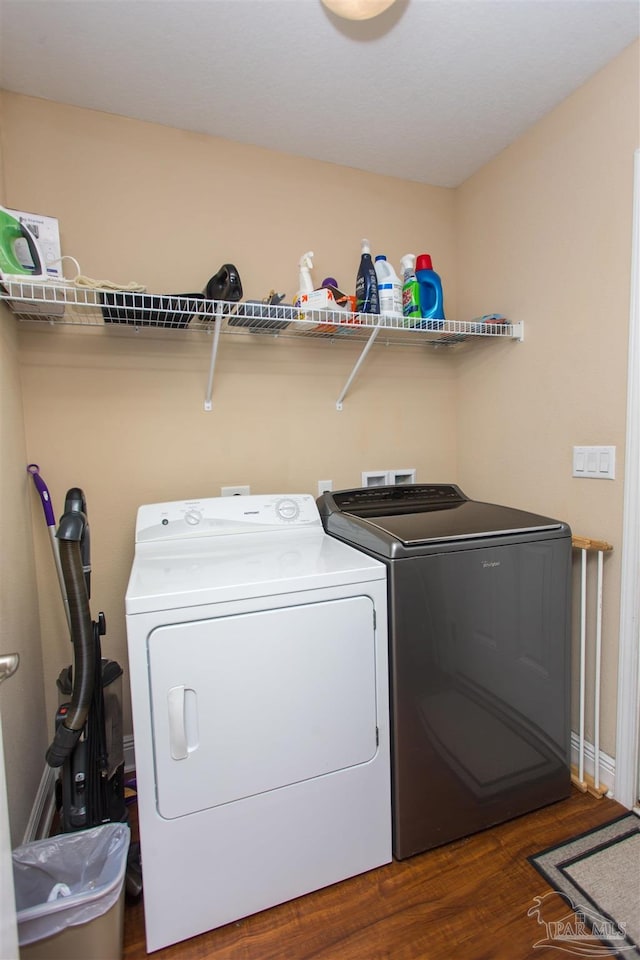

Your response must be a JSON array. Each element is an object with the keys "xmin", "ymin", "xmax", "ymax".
[{"xmin": 45, "ymin": 511, "xmax": 95, "ymax": 768}]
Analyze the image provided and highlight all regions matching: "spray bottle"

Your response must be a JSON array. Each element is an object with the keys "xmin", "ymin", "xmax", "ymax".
[
  {"xmin": 296, "ymin": 251, "xmax": 315, "ymax": 302},
  {"xmin": 355, "ymin": 239, "xmax": 380, "ymax": 316},
  {"xmin": 400, "ymin": 254, "xmax": 421, "ymax": 326},
  {"xmin": 415, "ymin": 254, "xmax": 445, "ymax": 329},
  {"xmin": 295, "ymin": 250, "xmax": 341, "ymax": 333}
]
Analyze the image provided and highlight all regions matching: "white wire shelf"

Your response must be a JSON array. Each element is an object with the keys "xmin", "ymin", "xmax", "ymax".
[
  {"xmin": 0, "ymin": 280, "xmax": 523, "ymax": 409},
  {"xmin": 0, "ymin": 279, "xmax": 522, "ymax": 342}
]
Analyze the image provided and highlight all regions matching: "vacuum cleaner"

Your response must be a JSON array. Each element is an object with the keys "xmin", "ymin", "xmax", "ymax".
[{"xmin": 28, "ymin": 465, "xmax": 142, "ymax": 895}]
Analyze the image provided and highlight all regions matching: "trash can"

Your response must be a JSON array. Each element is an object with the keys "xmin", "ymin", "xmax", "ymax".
[{"xmin": 12, "ymin": 822, "xmax": 130, "ymax": 960}]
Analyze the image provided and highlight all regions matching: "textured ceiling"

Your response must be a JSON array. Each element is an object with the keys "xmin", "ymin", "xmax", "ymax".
[{"xmin": 1, "ymin": 0, "xmax": 638, "ymax": 187}]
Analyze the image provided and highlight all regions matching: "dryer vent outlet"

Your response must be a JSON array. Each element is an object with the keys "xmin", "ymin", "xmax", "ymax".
[{"xmin": 221, "ymin": 485, "xmax": 251, "ymax": 497}]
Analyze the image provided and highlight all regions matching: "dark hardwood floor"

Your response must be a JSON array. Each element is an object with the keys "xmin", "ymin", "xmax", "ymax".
[{"xmin": 122, "ymin": 789, "xmax": 626, "ymax": 959}]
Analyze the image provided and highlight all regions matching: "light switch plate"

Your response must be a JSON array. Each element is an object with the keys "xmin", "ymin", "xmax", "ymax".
[{"xmin": 572, "ymin": 446, "xmax": 616, "ymax": 480}]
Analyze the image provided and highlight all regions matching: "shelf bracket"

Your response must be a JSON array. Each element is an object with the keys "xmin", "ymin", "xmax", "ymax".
[
  {"xmin": 336, "ymin": 325, "xmax": 381, "ymax": 410},
  {"xmin": 204, "ymin": 312, "xmax": 224, "ymax": 411}
]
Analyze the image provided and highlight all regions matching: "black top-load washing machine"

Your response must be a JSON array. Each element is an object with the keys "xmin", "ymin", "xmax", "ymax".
[{"xmin": 318, "ymin": 484, "xmax": 572, "ymax": 860}]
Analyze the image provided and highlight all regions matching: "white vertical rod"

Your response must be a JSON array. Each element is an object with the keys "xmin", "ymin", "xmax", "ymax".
[
  {"xmin": 336, "ymin": 326, "xmax": 380, "ymax": 410},
  {"xmin": 594, "ymin": 549, "xmax": 604, "ymax": 789},
  {"xmin": 579, "ymin": 548, "xmax": 587, "ymax": 784},
  {"xmin": 204, "ymin": 312, "xmax": 224, "ymax": 411}
]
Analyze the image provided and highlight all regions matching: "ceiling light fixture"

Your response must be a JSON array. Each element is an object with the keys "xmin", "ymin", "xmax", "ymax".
[{"xmin": 320, "ymin": 0, "xmax": 397, "ymax": 21}]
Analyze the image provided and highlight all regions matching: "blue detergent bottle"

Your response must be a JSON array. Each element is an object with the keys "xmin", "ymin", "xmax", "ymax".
[{"xmin": 415, "ymin": 254, "xmax": 445, "ymax": 329}]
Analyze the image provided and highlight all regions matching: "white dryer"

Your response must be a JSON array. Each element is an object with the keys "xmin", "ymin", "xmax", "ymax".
[{"xmin": 125, "ymin": 494, "xmax": 391, "ymax": 953}]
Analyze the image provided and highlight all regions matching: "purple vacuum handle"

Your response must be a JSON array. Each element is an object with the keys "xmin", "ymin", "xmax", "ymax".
[{"xmin": 27, "ymin": 464, "xmax": 56, "ymax": 527}]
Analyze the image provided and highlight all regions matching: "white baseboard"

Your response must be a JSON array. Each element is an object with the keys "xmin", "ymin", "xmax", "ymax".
[{"xmin": 570, "ymin": 731, "xmax": 616, "ymax": 797}]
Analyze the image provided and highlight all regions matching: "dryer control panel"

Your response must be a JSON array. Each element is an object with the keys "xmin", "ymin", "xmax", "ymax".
[{"xmin": 135, "ymin": 494, "xmax": 321, "ymax": 542}]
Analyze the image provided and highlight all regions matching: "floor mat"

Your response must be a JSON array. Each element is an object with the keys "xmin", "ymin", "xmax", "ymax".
[{"xmin": 528, "ymin": 812, "xmax": 640, "ymax": 958}]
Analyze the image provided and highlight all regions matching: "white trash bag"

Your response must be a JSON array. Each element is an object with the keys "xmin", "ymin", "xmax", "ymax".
[{"xmin": 12, "ymin": 822, "xmax": 130, "ymax": 946}]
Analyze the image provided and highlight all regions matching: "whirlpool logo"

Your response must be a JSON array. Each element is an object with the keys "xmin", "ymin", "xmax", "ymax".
[{"xmin": 482, "ymin": 560, "xmax": 501, "ymax": 569}]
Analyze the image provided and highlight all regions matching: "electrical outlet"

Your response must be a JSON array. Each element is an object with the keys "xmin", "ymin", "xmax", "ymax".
[
  {"xmin": 317, "ymin": 480, "xmax": 333, "ymax": 496},
  {"xmin": 221, "ymin": 485, "xmax": 251, "ymax": 496}
]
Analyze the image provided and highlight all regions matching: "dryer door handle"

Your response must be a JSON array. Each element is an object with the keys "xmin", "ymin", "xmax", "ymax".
[{"xmin": 167, "ymin": 685, "xmax": 189, "ymax": 760}]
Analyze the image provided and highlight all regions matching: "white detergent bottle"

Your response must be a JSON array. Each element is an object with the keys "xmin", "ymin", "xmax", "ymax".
[{"xmin": 374, "ymin": 255, "xmax": 403, "ymax": 323}]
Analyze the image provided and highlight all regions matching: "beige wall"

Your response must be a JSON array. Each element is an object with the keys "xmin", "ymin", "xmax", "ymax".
[
  {"xmin": 456, "ymin": 40, "xmax": 640, "ymax": 754},
  {"xmin": 0, "ymin": 37, "xmax": 637, "ymax": 840},
  {"xmin": 0, "ymin": 91, "xmax": 49, "ymax": 846},
  {"xmin": 2, "ymin": 93, "xmax": 459, "ymax": 745}
]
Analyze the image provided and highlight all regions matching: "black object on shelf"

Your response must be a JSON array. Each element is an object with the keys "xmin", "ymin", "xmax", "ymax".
[
  {"xmin": 203, "ymin": 264, "xmax": 243, "ymax": 303},
  {"xmin": 100, "ymin": 292, "xmax": 213, "ymax": 328},
  {"xmin": 227, "ymin": 300, "xmax": 296, "ymax": 331}
]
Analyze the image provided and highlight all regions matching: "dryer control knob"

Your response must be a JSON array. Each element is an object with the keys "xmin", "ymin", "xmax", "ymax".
[
  {"xmin": 184, "ymin": 509, "xmax": 202, "ymax": 526},
  {"xmin": 275, "ymin": 498, "xmax": 300, "ymax": 522}
]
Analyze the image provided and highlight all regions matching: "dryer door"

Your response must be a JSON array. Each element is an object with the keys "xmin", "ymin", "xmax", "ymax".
[{"xmin": 148, "ymin": 595, "xmax": 379, "ymax": 819}]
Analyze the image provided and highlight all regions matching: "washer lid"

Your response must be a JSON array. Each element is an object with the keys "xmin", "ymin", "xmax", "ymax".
[
  {"xmin": 347, "ymin": 500, "xmax": 563, "ymax": 546},
  {"xmin": 125, "ymin": 528, "xmax": 385, "ymax": 614},
  {"xmin": 320, "ymin": 485, "xmax": 566, "ymax": 554}
]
